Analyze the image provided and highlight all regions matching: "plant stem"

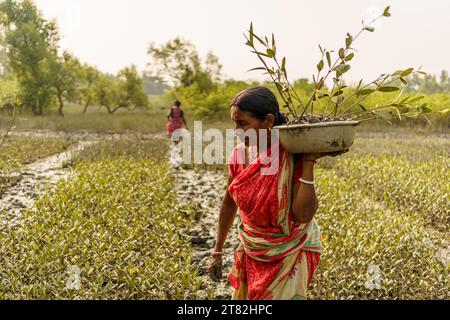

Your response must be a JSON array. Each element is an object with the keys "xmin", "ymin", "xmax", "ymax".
[
  {"xmin": 245, "ymin": 35, "xmax": 293, "ymax": 115},
  {"xmin": 335, "ymin": 75, "xmax": 403, "ymax": 118},
  {"xmin": 306, "ymin": 13, "xmax": 385, "ymax": 120}
]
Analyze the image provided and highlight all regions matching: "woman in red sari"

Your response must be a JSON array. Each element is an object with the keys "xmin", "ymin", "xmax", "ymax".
[
  {"xmin": 207, "ymin": 87, "xmax": 324, "ymax": 300},
  {"xmin": 167, "ymin": 100, "xmax": 187, "ymax": 138}
]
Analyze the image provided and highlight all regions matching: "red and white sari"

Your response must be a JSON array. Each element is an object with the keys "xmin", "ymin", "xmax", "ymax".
[
  {"xmin": 227, "ymin": 141, "xmax": 322, "ymax": 300},
  {"xmin": 166, "ymin": 106, "xmax": 184, "ymax": 137}
]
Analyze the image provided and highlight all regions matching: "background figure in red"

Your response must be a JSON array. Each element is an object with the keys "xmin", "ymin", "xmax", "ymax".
[{"xmin": 166, "ymin": 100, "xmax": 187, "ymax": 138}]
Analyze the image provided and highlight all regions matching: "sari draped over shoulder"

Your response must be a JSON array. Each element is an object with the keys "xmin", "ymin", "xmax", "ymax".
[{"xmin": 227, "ymin": 142, "xmax": 322, "ymax": 300}]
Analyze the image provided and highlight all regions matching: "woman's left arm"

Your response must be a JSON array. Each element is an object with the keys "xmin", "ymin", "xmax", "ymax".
[{"xmin": 292, "ymin": 158, "xmax": 319, "ymax": 223}]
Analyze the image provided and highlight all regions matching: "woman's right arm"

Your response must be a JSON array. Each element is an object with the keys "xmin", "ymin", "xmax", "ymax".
[{"xmin": 213, "ymin": 175, "xmax": 238, "ymax": 253}]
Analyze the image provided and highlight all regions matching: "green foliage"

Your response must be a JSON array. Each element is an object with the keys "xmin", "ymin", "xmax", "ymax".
[
  {"xmin": 162, "ymin": 79, "xmax": 256, "ymax": 118},
  {"xmin": 406, "ymin": 70, "xmax": 450, "ymax": 94},
  {"xmin": 312, "ymin": 165, "xmax": 448, "ymax": 299},
  {"xmin": 0, "ymin": 1, "xmax": 148, "ymax": 117},
  {"xmin": 47, "ymin": 51, "xmax": 82, "ymax": 117},
  {"xmin": 0, "ymin": 0, "xmax": 60, "ymax": 115},
  {"xmin": 116, "ymin": 65, "xmax": 149, "ymax": 109},
  {"xmin": 245, "ymin": 8, "xmax": 434, "ymax": 124},
  {"xmin": 78, "ymin": 64, "xmax": 100, "ymax": 113},
  {"xmin": 0, "ymin": 137, "xmax": 74, "ymax": 195},
  {"xmin": 334, "ymin": 155, "xmax": 449, "ymax": 232},
  {"xmin": 148, "ymin": 37, "xmax": 222, "ymax": 93},
  {"xmin": 0, "ymin": 137, "xmax": 74, "ymax": 172},
  {"xmin": 305, "ymin": 133, "xmax": 449, "ymax": 299},
  {"xmin": 89, "ymin": 65, "xmax": 148, "ymax": 114},
  {"xmin": 0, "ymin": 76, "xmax": 19, "ymax": 108},
  {"xmin": 0, "ymin": 142, "xmax": 202, "ymax": 299}
]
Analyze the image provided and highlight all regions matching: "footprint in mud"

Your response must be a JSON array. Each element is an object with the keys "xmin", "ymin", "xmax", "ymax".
[
  {"xmin": 0, "ymin": 140, "xmax": 96, "ymax": 230},
  {"xmin": 168, "ymin": 142, "xmax": 240, "ymax": 300}
]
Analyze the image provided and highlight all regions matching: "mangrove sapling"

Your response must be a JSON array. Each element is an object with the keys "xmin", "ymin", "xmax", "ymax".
[{"xmin": 245, "ymin": 6, "xmax": 433, "ymax": 126}]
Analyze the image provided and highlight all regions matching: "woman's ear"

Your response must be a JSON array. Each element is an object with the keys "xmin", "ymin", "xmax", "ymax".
[{"xmin": 264, "ymin": 114, "xmax": 276, "ymax": 128}]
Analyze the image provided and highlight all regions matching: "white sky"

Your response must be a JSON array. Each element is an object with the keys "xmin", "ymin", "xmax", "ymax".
[{"xmin": 34, "ymin": 0, "xmax": 450, "ymax": 83}]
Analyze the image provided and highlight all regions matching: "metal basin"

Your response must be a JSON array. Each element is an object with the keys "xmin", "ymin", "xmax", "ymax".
[{"xmin": 274, "ymin": 120, "xmax": 360, "ymax": 154}]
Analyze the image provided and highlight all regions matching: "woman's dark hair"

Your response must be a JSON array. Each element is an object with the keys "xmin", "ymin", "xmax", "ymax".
[
  {"xmin": 174, "ymin": 100, "xmax": 182, "ymax": 107},
  {"xmin": 230, "ymin": 86, "xmax": 287, "ymax": 126}
]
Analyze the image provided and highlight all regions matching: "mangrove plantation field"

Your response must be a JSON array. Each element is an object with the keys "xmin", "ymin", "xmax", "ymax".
[
  {"xmin": 1, "ymin": 0, "xmax": 449, "ymax": 304},
  {"xmin": 0, "ymin": 125, "xmax": 448, "ymax": 299}
]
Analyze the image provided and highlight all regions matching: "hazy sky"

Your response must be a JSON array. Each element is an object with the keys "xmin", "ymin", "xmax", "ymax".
[{"xmin": 34, "ymin": 0, "xmax": 450, "ymax": 83}]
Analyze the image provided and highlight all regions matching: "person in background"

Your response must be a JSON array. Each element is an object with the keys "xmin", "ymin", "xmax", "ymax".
[{"xmin": 166, "ymin": 100, "xmax": 187, "ymax": 138}]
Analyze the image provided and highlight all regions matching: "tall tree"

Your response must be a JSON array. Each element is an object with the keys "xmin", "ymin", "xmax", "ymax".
[
  {"xmin": 147, "ymin": 37, "xmax": 222, "ymax": 93},
  {"xmin": 0, "ymin": 0, "xmax": 59, "ymax": 115},
  {"xmin": 47, "ymin": 51, "xmax": 81, "ymax": 117},
  {"xmin": 93, "ymin": 65, "xmax": 148, "ymax": 114},
  {"xmin": 79, "ymin": 64, "xmax": 100, "ymax": 114}
]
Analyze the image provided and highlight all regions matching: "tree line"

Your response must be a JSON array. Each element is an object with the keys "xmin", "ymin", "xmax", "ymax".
[{"xmin": 0, "ymin": 0, "xmax": 447, "ymax": 118}]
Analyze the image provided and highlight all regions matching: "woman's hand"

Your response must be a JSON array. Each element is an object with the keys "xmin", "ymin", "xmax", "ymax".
[{"xmin": 207, "ymin": 255, "xmax": 223, "ymax": 282}]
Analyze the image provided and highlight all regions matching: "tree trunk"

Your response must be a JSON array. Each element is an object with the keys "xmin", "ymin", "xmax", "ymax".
[
  {"xmin": 31, "ymin": 104, "xmax": 39, "ymax": 116},
  {"xmin": 82, "ymin": 99, "xmax": 91, "ymax": 114},
  {"xmin": 57, "ymin": 93, "xmax": 64, "ymax": 117}
]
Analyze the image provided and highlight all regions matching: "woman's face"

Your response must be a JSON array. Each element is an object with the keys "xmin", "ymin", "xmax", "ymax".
[{"xmin": 230, "ymin": 106, "xmax": 275, "ymax": 146}]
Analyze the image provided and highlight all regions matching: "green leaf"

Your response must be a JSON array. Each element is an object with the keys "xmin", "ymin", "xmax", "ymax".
[
  {"xmin": 334, "ymin": 64, "xmax": 351, "ymax": 74},
  {"xmin": 339, "ymin": 48, "xmax": 345, "ymax": 59},
  {"xmin": 332, "ymin": 90, "xmax": 344, "ymax": 97},
  {"xmin": 358, "ymin": 89, "xmax": 375, "ymax": 96},
  {"xmin": 400, "ymin": 77, "xmax": 408, "ymax": 85},
  {"xmin": 266, "ymin": 49, "xmax": 275, "ymax": 58},
  {"xmin": 317, "ymin": 91, "xmax": 329, "ymax": 99},
  {"xmin": 401, "ymin": 68, "xmax": 414, "ymax": 77},
  {"xmin": 249, "ymin": 23, "xmax": 254, "ymax": 45},
  {"xmin": 345, "ymin": 34, "xmax": 353, "ymax": 48},
  {"xmin": 326, "ymin": 51, "xmax": 331, "ymax": 68},
  {"xmin": 408, "ymin": 96, "xmax": 425, "ymax": 104},
  {"xmin": 317, "ymin": 60, "xmax": 324, "ymax": 72},
  {"xmin": 418, "ymin": 104, "xmax": 432, "ymax": 113},
  {"xmin": 365, "ymin": 27, "xmax": 375, "ymax": 32},
  {"xmin": 356, "ymin": 79, "xmax": 363, "ymax": 91},
  {"xmin": 345, "ymin": 53, "xmax": 354, "ymax": 62},
  {"xmin": 383, "ymin": 6, "xmax": 391, "ymax": 17},
  {"xmin": 378, "ymin": 86, "xmax": 400, "ymax": 92},
  {"xmin": 247, "ymin": 67, "xmax": 266, "ymax": 73},
  {"xmin": 251, "ymin": 50, "xmax": 270, "ymax": 58},
  {"xmin": 250, "ymin": 32, "xmax": 266, "ymax": 46}
]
